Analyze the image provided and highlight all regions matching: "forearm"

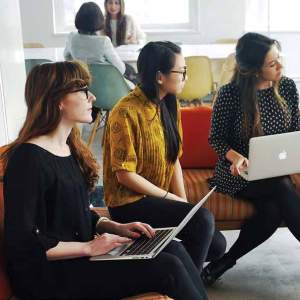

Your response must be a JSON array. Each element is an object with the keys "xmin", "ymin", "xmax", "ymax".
[
  {"xmin": 96, "ymin": 219, "xmax": 119, "ymax": 235},
  {"xmin": 46, "ymin": 241, "xmax": 90, "ymax": 261},
  {"xmin": 225, "ymin": 149, "xmax": 245, "ymax": 163},
  {"xmin": 209, "ymin": 136, "xmax": 231, "ymax": 158},
  {"xmin": 169, "ymin": 159, "xmax": 187, "ymax": 200},
  {"xmin": 116, "ymin": 170, "xmax": 182, "ymax": 201}
]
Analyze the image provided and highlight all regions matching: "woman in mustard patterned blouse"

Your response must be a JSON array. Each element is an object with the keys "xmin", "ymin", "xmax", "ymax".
[{"xmin": 103, "ymin": 41, "xmax": 226, "ymax": 277}]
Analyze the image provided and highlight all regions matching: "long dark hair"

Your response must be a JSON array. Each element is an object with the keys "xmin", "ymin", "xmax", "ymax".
[
  {"xmin": 104, "ymin": 0, "xmax": 127, "ymax": 46},
  {"xmin": 232, "ymin": 32, "xmax": 285, "ymax": 138},
  {"xmin": 1, "ymin": 61, "xmax": 99, "ymax": 191},
  {"xmin": 75, "ymin": 2, "xmax": 105, "ymax": 34},
  {"xmin": 137, "ymin": 41, "xmax": 181, "ymax": 163}
]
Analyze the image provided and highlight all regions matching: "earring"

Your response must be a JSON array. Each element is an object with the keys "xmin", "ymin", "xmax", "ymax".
[{"xmin": 157, "ymin": 80, "xmax": 163, "ymax": 85}]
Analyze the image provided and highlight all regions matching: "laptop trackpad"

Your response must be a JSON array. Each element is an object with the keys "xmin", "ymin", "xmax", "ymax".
[
  {"xmin": 240, "ymin": 169, "xmax": 248, "ymax": 180},
  {"xmin": 108, "ymin": 243, "xmax": 129, "ymax": 256}
]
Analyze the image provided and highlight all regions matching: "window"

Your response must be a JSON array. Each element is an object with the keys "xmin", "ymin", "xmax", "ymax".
[
  {"xmin": 52, "ymin": 0, "xmax": 198, "ymax": 34},
  {"xmin": 246, "ymin": 0, "xmax": 300, "ymax": 32},
  {"xmin": 245, "ymin": 0, "xmax": 300, "ymax": 80}
]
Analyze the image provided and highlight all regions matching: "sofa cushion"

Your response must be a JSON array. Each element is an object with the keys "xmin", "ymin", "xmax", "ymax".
[
  {"xmin": 122, "ymin": 293, "xmax": 172, "ymax": 300},
  {"xmin": 291, "ymin": 173, "xmax": 300, "ymax": 195},
  {"xmin": 180, "ymin": 106, "xmax": 217, "ymax": 168},
  {"xmin": 183, "ymin": 169, "xmax": 253, "ymax": 221},
  {"xmin": 0, "ymin": 146, "xmax": 13, "ymax": 300}
]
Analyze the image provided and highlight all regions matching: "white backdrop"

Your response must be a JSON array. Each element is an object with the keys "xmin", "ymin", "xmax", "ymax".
[{"xmin": 0, "ymin": 0, "xmax": 27, "ymax": 146}]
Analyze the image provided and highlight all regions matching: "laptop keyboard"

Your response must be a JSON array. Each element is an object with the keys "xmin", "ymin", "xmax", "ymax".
[{"xmin": 120, "ymin": 229, "xmax": 173, "ymax": 256}]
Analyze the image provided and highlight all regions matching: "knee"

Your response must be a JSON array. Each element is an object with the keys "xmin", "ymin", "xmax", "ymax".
[
  {"xmin": 207, "ymin": 231, "xmax": 227, "ymax": 261},
  {"xmin": 273, "ymin": 177, "xmax": 296, "ymax": 197},
  {"xmin": 259, "ymin": 202, "xmax": 282, "ymax": 232},
  {"xmin": 160, "ymin": 253, "xmax": 187, "ymax": 281},
  {"xmin": 256, "ymin": 201, "xmax": 283, "ymax": 234},
  {"xmin": 165, "ymin": 240, "xmax": 186, "ymax": 255},
  {"xmin": 194, "ymin": 208, "xmax": 215, "ymax": 235}
]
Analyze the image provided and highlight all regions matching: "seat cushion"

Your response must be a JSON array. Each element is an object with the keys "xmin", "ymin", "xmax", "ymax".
[
  {"xmin": 183, "ymin": 169, "xmax": 253, "ymax": 222},
  {"xmin": 122, "ymin": 293, "xmax": 172, "ymax": 300},
  {"xmin": 291, "ymin": 173, "xmax": 300, "ymax": 195},
  {"xmin": 180, "ymin": 106, "xmax": 217, "ymax": 168}
]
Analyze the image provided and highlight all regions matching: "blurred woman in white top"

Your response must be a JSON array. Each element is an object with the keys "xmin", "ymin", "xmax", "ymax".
[
  {"xmin": 104, "ymin": 0, "xmax": 146, "ymax": 47},
  {"xmin": 64, "ymin": 2, "xmax": 125, "ymax": 75}
]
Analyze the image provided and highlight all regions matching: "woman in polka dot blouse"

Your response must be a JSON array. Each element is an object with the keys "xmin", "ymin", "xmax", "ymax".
[{"xmin": 202, "ymin": 32, "xmax": 300, "ymax": 285}]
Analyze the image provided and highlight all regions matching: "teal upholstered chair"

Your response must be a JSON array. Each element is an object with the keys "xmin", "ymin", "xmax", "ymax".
[
  {"xmin": 87, "ymin": 63, "xmax": 131, "ymax": 147},
  {"xmin": 25, "ymin": 58, "xmax": 52, "ymax": 75}
]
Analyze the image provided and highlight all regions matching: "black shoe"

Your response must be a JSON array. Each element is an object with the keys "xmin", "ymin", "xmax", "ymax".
[{"xmin": 201, "ymin": 256, "xmax": 236, "ymax": 286}]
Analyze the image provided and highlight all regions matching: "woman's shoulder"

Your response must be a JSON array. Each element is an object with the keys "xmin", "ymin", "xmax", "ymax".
[
  {"xmin": 125, "ymin": 15, "xmax": 139, "ymax": 28},
  {"xmin": 72, "ymin": 32, "xmax": 110, "ymax": 43},
  {"xmin": 125, "ymin": 14, "xmax": 134, "ymax": 22},
  {"xmin": 5, "ymin": 144, "xmax": 47, "ymax": 175},
  {"xmin": 216, "ymin": 82, "xmax": 240, "ymax": 104},
  {"xmin": 110, "ymin": 88, "xmax": 149, "ymax": 120},
  {"xmin": 111, "ymin": 93, "xmax": 140, "ymax": 114},
  {"xmin": 67, "ymin": 31, "xmax": 76, "ymax": 37},
  {"xmin": 279, "ymin": 76, "xmax": 297, "ymax": 90},
  {"xmin": 278, "ymin": 77, "xmax": 298, "ymax": 107},
  {"xmin": 9, "ymin": 143, "xmax": 42, "ymax": 157},
  {"xmin": 8, "ymin": 143, "xmax": 55, "ymax": 162},
  {"xmin": 218, "ymin": 82, "xmax": 239, "ymax": 94},
  {"xmin": 66, "ymin": 31, "xmax": 78, "ymax": 41}
]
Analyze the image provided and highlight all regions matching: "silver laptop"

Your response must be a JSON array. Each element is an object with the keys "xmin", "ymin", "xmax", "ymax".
[
  {"xmin": 240, "ymin": 131, "xmax": 300, "ymax": 181},
  {"xmin": 90, "ymin": 187, "xmax": 216, "ymax": 261}
]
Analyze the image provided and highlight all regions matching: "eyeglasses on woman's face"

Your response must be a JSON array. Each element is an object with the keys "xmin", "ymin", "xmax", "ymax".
[
  {"xmin": 71, "ymin": 86, "xmax": 89, "ymax": 99},
  {"xmin": 170, "ymin": 66, "xmax": 187, "ymax": 82}
]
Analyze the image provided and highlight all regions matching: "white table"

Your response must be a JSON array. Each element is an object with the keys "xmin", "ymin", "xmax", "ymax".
[
  {"xmin": 24, "ymin": 43, "xmax": 235, "ymax": 62},
  {"xmin": 24, "ymin": 43, "xmax": 236, "ymax": 83}
]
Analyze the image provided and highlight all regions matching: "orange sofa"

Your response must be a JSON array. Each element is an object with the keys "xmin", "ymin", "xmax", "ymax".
[
  {"xmin": 0, "ymin": 146, "xmax": 171, "ymax": 300},
  {"xmin": 179, "ymin": 106, "xmax": 300, "ymax": 230}
]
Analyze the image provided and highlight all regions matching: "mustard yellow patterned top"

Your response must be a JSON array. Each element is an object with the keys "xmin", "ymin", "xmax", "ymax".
[{"xmin": 103, "ymin": 85, "xmax": 183, "ymax": 207}]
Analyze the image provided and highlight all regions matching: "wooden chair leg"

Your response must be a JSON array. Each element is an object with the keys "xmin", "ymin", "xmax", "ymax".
[
  {"xmin": 101, "ymin": 111, "xmax": 110, "ymax": 147},
  {"xmin": 87, "ymin": 112, "xmax": 101, "ymax": 148}
]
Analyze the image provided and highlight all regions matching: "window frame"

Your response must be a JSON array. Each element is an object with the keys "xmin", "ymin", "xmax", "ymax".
[
  {"xmin": 245, "ymin": 0, "xmax": 300, "ymax": 33},
  {"xmin": 52, "ymin": 0, "xmax": 201, "ymax": 35}
]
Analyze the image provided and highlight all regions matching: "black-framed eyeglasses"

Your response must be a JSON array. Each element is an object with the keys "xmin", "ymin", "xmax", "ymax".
[
  {"xmin": 71, "ymin": 86, "xmax": 89, "ymax": 99},
  {"xmin": 170, "ymin": 67, "xmax": 187, "ymax": 81}
]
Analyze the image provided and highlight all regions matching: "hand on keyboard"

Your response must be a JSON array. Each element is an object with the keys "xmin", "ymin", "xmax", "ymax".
[
  {"xmin": 114, "ymin": 222, "xmax": 156, "ymax": 239},
  {"xmin": 230, "ymin": 155, "xmax": 249, "ymax": 176}
]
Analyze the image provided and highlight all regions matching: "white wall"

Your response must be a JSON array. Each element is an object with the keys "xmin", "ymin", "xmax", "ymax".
[
  {"xmin": 199, "ymin": 0, "xmax": 246, "ymax": 43},
  {"xmin": 19, "ymin": 0, "xmax": 66, "ymax": 47},
  {"xmin": 0, "ymin": 0, "xmax": 27, "ymax": 146},
  {"xmin": 19, "ymin": 0, "xmax": 246, "ymax": 47}
]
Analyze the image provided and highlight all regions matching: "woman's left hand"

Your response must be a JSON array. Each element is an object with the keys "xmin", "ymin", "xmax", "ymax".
[{"xmin": 115, "ymin": 222, "xmax": 156, "ymax": 239}]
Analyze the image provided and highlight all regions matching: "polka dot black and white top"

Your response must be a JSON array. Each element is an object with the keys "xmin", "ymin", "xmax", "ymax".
[{"xmin": 209, "ymin": 76, "xmax": 300, "ymax": 196}]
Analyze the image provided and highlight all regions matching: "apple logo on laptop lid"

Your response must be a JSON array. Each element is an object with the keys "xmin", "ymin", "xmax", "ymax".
[{"xmin": 278, "ymin": 150, "xmax": 287, "ymax": 160}]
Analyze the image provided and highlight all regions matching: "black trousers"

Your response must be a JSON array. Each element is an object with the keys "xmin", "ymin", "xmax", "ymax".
[
  {"xmin": 22, "ymin": 241, "xmax": 208, "ymax": 300},
  {"xmin": 227, "ymin": 176, "xmax": 300, "ymax": 260},
  {"xmin": 109, "ymin": 196, "xmax": 226, "ymax": 271}
]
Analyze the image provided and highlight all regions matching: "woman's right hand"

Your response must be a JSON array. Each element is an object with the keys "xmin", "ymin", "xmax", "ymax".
[
  {"xmin": 85, "ymin": 233, "xmax": 131, "ymax": 257},
  {"xmin": 230, "ymin": 154, "xmax": 249, "ymax": 176}
]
